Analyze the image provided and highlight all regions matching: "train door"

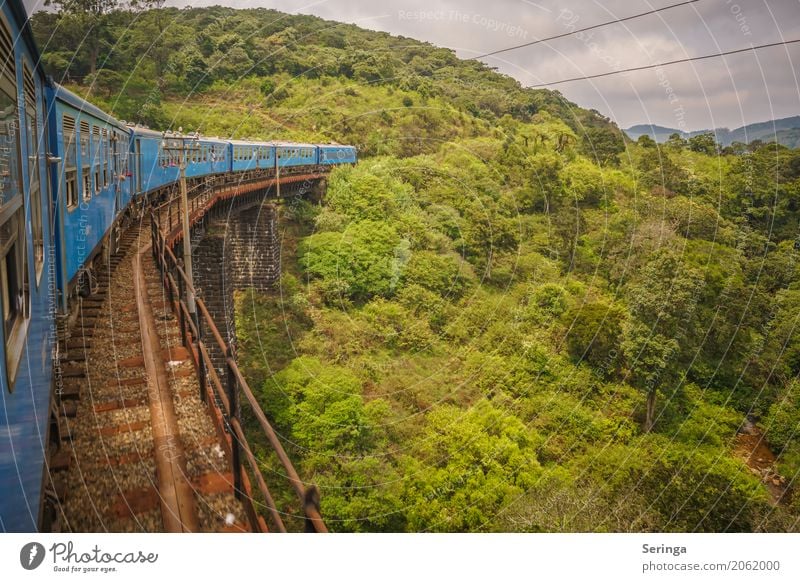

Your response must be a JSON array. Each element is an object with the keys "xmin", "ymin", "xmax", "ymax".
[
  {"xmin": 135, "ymin": 138, "xmax": 142, "ymax": 194},
  {"xmin": 113, "ymin": 132, "xmax": 121, "ymax": 212}
]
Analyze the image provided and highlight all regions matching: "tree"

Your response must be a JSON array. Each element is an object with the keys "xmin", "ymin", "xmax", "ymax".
[
  {"xmin": 665, "ymin": 132, "xmax": 686, "ymax": 149},
  {"xmin": 637, "ymin": 134, "xmax": 657, "ymax": 148},
  {"xmin": 688, "ymin": 132, "xmax": 718, "ymax": 155},
  {"xmin": 299, "ymin": 220, "xmax": 403, "ymax": 302},
  {"xmin": 402, "ymin": 400, "xmax": 541, "ymax": 531},
  {"xmin": 581, "ymin": 126, "xmax": 625, "ymax": 166},
  {"xmin": 45, "ymin": 0, "xmax": 161, "ymax": 76},
  {"xmin": 622, "ymin": 251, "xmax": 704, "ymax": 432},
  {"xmin": 563, "ymin": 299, "xmax": 625, "ymax": 373}
]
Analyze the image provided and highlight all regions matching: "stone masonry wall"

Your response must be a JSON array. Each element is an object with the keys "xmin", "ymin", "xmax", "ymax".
[{"xmin": 193, "ymin": 200, "xmax": 279, "ymax": 381}]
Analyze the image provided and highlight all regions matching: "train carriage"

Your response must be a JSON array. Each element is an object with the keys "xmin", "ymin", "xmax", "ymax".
[
  {"xmin": 190, "ymin": 135, "xmax": 229, "ymax": 178},
  {"xmin": 132, "ymin": 128, "xmax": 231, "ymax": 197},
  {"xmin": 130, "ymin": 126, "xmax": 180, "ymax": 198},
  {"xmin": 317, "ymin": 144, "xmax": 357, "ymax": 165},
  {"xmin": 230, "ymin": 139, "xmax": 266, "ymax": 173},
  {"xmin": 0, "ymin": 0, "xmax": 58, "ymax": 532},
  {"xmin": 274, "ymin": 141, "xmax": 318, "ymax": 170},
  {"xmin": 47, "ymin": 84, "xmax": 132, "ymax": 304}
]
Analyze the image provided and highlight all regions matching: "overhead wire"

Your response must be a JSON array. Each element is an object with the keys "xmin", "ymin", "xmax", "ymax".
[
  {"xmin": 527, "ymin": 39, "xmax": 800, "ymax": 87},
  {"xmin": 472, "ymin": 0, "xmax": 703, "ymax": 60}
]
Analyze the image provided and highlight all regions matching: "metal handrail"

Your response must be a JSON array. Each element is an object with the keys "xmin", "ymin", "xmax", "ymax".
[{"xmin": 149, "ymin": 178, "xmax": 328, "ymax": 533}]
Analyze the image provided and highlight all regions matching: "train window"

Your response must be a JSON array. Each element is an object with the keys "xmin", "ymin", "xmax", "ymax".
[
  {"xmin": 0, "ymin": 16, "xmax": 20, "ymax": 215},
  {"xmin": 123, "ymin": 137, "xmax": 129, "ymax": 175},
  {"xmin": 0, "ymin": 206, "xmax": 30, "ymax": 389},
  {"xmin": 23, "ymin": 64, "xmax": 43, "ymax": 285},
  {"xmin": 0, "ymin": 87, "xmax": 21, "ymax": 211},
  {"xmin": 63, "ymin": 115, "xmax": 78, "ymax": 209},
  {"xmin": 111, "ymin": 132, "xmax": 117, "ymax": 176}
]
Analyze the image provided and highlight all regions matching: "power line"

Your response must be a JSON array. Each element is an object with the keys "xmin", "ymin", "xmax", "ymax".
[
  {"xmin": 528, "ymin": 38, "xmax": 800, "ymax": 87},
  {"xmin": 473, "ymin": 0, "xmax": 701, "ymax": 60}
]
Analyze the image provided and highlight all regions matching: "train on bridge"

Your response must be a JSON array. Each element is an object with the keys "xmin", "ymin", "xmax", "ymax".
[{"xmin": 0, "ymin": 0, "xmax": 356, "ymax": 532}]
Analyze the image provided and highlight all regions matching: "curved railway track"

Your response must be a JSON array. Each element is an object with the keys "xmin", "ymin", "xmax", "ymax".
[
  {"xmin": 49, "ymin": 212, "xmax": 249, "ymax": 532},
  {"xmin": 47, "ymin": 174, "xmax": 329, "ymax": 533}
]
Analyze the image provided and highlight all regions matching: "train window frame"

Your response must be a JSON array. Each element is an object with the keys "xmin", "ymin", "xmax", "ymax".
[
  {"xmin": 0, "ymin": 74, "xmax": 21, "ymax": 212},
  {"xmin": 62, "ymin": 115, "xmax": 78, "ymax": 211},
  {"xmin": 0, "ymin": 205, "xmax": 31, "ymax": 391},
  {"xmin": 111, "ymin": 131, "xmax": 118, "ymax": 177},
  {"xmin": 91, "ymin": 126, "xmax": 102, "ymax": 193},
  {"xmin": 23, "ymin": 62, "xmax": 43, "ymax": 287}
]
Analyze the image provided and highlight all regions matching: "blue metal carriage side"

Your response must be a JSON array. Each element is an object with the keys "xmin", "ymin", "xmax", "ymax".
[
  {"xmin": 132, "ymin": 129, "xmax": 231, "ymax": 195},
  {"xmin": 130, "ymin": 126, "xmax": 179, "ymax": 197},
  {"xmin": 0, "ymin": 0, "xmax": 58, "ymax": 532},
  {"xmin": 47, "ymin": 84, "xmax": 132, "ymax": 297},
  {"xmin": 230, "ymin": 139, "xmax": 264, "ymax": 173},
  {"xmin": 274, "ymin": 141, "xmax": 318, "ymax": 169},
  {"xmin": 317, "ymin": 143, "xmax": 357, "ymax": 165},
  {"xmin": 192, "ymin": 136, "xmax": 229, "ymax": 177}
]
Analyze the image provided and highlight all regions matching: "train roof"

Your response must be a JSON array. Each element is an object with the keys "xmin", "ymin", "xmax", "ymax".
[
  {"xmin": 51, "ymin": 84, "xmax": 128, "ymax": 130},
  {"xmin": 228, "ymin": 139, "xmax": 271, "ymax": 146},
  {"xmin": 129, "ymin": 127, "xmax": 228, "ymax": 145},
  {"xmin": 129, "ymin": 125, "xmax": 170, "ymax": 138},
  {"xmin": 270, "ymin": 141, "xmax": 318, "ymax": 148},
  {"xmin": 8, "ymin": 0, "xmax": 44, "ymax": 78},
  {"xmin": 198, "ymin": 136, "xmax": 229, "ymax": 144}
]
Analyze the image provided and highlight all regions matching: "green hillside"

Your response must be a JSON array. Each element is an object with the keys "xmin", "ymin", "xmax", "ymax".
[{"xmin": 33, "ymin": 6, "xmax": 800, "ymax": 532}]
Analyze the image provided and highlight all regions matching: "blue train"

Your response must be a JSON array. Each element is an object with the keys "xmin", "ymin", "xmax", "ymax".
[{"xmin": 0, "ymin": 0, "xmax": 356, "ymax": 532}]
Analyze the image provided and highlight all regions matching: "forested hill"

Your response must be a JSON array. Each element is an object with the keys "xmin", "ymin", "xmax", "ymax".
[
  {"xmin": 33, "ymin": 6, "xmax": 800, "ymax": 532},
  {"xmin": 31, "ymin": 6, "xmax": 622, "ymax": 159}
]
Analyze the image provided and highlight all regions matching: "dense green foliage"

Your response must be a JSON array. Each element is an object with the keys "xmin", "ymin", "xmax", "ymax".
[{"xmin": 34, "ymin": 6, "xmax": 800, "ymax": 531}]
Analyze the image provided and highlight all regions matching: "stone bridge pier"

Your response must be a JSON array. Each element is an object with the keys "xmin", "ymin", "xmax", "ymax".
[{"xmin": 191, "ymin": 179, "xmax": 320, "ymax": 380}]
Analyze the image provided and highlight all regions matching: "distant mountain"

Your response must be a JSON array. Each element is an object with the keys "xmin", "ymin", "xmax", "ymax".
[{"xmin": 624, "ymin": 115, "xmax": 800, "ymax": 148}]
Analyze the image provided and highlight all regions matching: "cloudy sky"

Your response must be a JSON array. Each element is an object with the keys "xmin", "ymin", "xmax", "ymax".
[{"xmin": 27, "ymin": 0, "xmax": 800, "ymax": 131}]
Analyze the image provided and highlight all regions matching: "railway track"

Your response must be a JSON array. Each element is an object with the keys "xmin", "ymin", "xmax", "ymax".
[{"xmin": 49, "ymin": 212, "xmax": 249, "ymax": 532}]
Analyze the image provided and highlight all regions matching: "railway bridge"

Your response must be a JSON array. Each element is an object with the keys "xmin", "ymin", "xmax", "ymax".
[{"xmin": 47, "ymin": 172, "xmax": 328, "ymax": 533}]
